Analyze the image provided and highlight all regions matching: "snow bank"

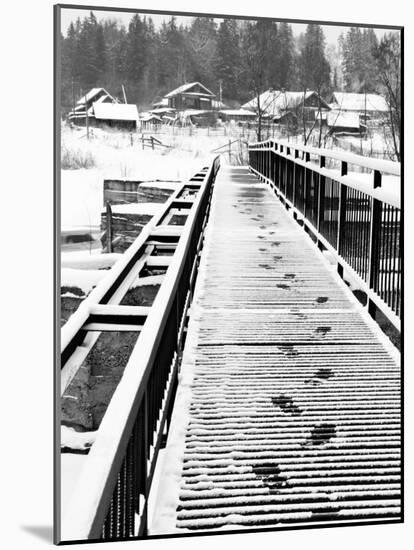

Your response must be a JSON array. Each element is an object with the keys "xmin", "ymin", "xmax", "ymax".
[
  {"xmin": 61, "ymin": 426, "xmax": 97, "ymax": 451},
  {"xmin": 140, "ymin": 181, "xmax": 181, "ymax": 190},
  {"xmin": 108, "ymin": 202, "xmax": 162, "ymax": 216},
  {"xmin": 61, "ymin": 252, "xmax": 122, "ymax": 270},
  {"xmin": 61, "ymin": 268, "xmax": 106, "ymax": 295},
  {"xmin": 61, "ymin": 169, "xmax": 104, "ymax": 228}
]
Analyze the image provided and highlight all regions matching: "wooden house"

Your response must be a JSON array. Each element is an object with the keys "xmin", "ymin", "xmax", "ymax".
[
  {"xmin": 327, "ymin": 111, "xmax": 367, "ymax": 136},
  {"xmin": 329, "ymin": 92, "xmax": 388, "ymax": 121},
  {"xmin": 77, "ymin": 87, "xmax": 115, "ymax": 109},
  {"xmin": 68, "ymin": 88, "xmax": 138, "ymax": 130},
  {"xmin": 93, "ymin": 103, "xmax": 139, "ymax": 130},
  {"xmin": 140, "ymin": 113, "xmax": 163, "ymax": 129},
  {"xmin": 242, "ymin": 90, "xmax": 330, "ymax": 123},
  {"xmin": 164, "ymin": 82, "xmax": 216, "ymax": 111}
]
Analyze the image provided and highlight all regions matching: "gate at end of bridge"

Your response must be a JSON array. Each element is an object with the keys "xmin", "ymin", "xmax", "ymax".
[{"xmin": 58, "ymin": 140, "xmax": 401, "ymax": 542}]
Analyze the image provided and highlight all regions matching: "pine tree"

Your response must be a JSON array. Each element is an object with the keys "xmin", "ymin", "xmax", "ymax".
[
  {"xmin": 188, "ymin": 17, "xmax": 217, "ymax": 92},
  {"xmin": 75, "ymin": 12, "xmax": 104, "ymax": 90},
  {"xmin": 124, "ymin": 14, "xmax": 148, "ymax": 86},
  {"xmin": 214, "ymin": 19, "xmax": 241, "ymax": 101},
  {"xmin": 298, "ymin": 24, "xmax": 330, "ymax": 94},
  {"xmin": 157, "ymin": 17, "xmax": 189, "ymax": 91},
  {"xmin": 241, "ymin": 20, "xmax": 279, "ymax": 139},
  {"xmin": 277, "ymin": 23, "xmax": 296, "ymax": 89},
  {"xmin": 94, "ymin": 23, "xmax": 106, "ymax": 80}
]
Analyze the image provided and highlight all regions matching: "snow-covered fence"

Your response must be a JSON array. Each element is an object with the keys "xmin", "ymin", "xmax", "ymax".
[
  {"xmin": 60, "ymin": 156, "xmax": 220, "ymax": 542},
  {"xmin": 248, "ymin": 138, "xmax": 401, "ymax": 330}
]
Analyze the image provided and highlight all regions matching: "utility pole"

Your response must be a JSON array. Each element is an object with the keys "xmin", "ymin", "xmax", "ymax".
[
  {"xmin": 86, "ymin": 101, "xmax": 90, "ymax": 140},
  {"xmin": 71, "ymin": 78, "xmax": 75, "ymax": 114}
]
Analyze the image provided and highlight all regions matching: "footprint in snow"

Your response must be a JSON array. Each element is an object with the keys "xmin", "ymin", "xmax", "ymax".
[
  {"xmin": 304, "ymin": 423, "xmax": 336, "ymax": 446},
  {"xmin": 315, "ymin": 326, "xmax": 331, "ymax": 336},
  {"xmin": 252, "ymin": 463, "xmax": 288, "ymax": 491},
  {"xmin": 304, "ymin": 367, "xmax": 334, "ymax": 385},
  {"xmin": 278, "ymin": 344, "xmax": 298, "ymax": 357},
  {"xmin": 272, "ymin": 394, "xmax": 302, "ymax": 416}
]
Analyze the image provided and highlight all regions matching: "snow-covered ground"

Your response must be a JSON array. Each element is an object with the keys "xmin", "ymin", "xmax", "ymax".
[{"xmin": 60, "ymin": 124, "xmax": 229, "ymax": 229}]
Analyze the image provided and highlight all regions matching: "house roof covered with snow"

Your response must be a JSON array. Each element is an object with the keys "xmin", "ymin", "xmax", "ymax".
[
  {"xmin": 331, "ymin": 92, "xmax": 388, "ymax": 113},
  {"xmin": 165, "ymin": 82, "xmax": 216, "ymax": 98},
  {"xmin": 76, "ymin": 87, "xmax": 115, "ymax": 106},
  {"xmin": 140, "ymin": 113, "xmax": 162, "ymax": 122},
  {"xmin": 219, "ymin": 109, "xmax": 257, "ymax": 117},
  {"xmin": 149, "ymin": 107, "xmax": 176, "ymax": 115},
  {"xmin": 327, "ymin": 111, "xmax": 361, "ymax": 129},
  {"xmin": 153, "ymin": 97, "xmax": 169, "ymax": 108},
  {"xmin": 93, "ymin": 102, "xmax": 138, "ymax": 121},
  {"xmin": 242, "ymin": 90, "xmax": 330, "ymax": 117}
]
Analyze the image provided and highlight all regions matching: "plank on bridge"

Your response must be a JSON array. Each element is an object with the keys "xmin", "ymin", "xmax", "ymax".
[{"xmin": 151, "ymin": 166, "xmax": 400, "ymax": 534}]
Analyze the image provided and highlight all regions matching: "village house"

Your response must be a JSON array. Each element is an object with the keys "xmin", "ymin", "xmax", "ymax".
[
  {"xmin": 68, "ymin": 87, "xmax": 115, "ymax": 122},
  {"xmin": 164, "ymin": 82, "xmax": 216, "ymax": 111},
  {"xmin": 139, "ymin": 112, "xmax": 163, "ymax": 129},
  {"xmin": 242, "ymin": 90, "xmax": 331, "ymax": 124},
  {"xmin": 329, "ymin": 92, "xmax": 389, "ymax": 121},
  {"xmin": 68, "ymin": 87, "xmax": 139, "ymax": 130},
  {"xmin": 326, "ymin": 111, "xmax": 367, "ymax": 136}
]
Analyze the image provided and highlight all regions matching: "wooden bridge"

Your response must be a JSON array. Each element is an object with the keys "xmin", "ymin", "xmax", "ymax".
[{"xmin": 58, "ymin": 140, "xmax": 401, "ymax": 542}]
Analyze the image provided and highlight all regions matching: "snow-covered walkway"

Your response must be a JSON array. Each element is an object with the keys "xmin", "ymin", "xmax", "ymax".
[{"xmin": 151, "ymin": 166, "xmax": 400, "ymax": 534}]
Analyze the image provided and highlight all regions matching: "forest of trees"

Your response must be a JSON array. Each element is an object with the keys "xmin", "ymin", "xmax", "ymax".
[{"xmin": 60, "ymin": 12, "xmax": 400, "ymax": 115}]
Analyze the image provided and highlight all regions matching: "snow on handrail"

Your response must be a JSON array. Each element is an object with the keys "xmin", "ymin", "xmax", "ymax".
[{"xmin": 249, "ymin": 138, "xmax": 400, "ymax": 177}]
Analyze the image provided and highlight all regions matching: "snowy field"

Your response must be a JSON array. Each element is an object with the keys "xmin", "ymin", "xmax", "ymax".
[
  {"xmin": 60, "ymin": 124, "xmax": 398, "ymax": 231},
  {"xmin": 61, "ymin": 124, "xmax": 234, "ymax": 229}
]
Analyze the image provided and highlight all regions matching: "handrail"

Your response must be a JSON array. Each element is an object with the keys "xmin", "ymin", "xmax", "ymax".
[
  {"xmin": 248, "ymin": 139, "xmax": 401, "ymax": 330},
  {"xmin": 61, "ymin": 175, "xmax": 199, "ymax": 390},
  {"xmin": 249, "ymin": 138, "xmax": 400, "ymax": 176},
  {"xmin": 60, "ymin": 157, "xmax": 220, "ymax": 542}
]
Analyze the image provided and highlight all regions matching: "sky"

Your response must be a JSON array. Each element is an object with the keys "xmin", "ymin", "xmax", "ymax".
[{"xmin": 60, "ymin": 7, "xmax": 392, "ymax": 46}]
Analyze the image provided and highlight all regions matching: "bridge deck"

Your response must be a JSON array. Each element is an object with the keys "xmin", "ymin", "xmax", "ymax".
[{"xmin": 151, "ymin": 166, "xmax": 401, "ymax": 534}]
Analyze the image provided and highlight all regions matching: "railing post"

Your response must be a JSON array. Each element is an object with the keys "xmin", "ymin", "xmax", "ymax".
[
  {"xmin": 373, "ymin": 170, "xmax": 382, "ymax": 189},
  {"xmin": 141, "ymin": 391, "xmax": 149, "ymax": 535},
  {"xmin": 317, "ymin": 157, "xmax": 326, "ymax": 237},
  {"xmin": 337, "ymin": 182, "xmax": 347, "ymax": 278},
  {"xmin": 260, "ymin": 146, "xmax": 263, "ymax": 178},
  {"xmin": 367, "ymin": 170, "xmax": 383, "ymax": 316},
  {"xmin": 317, "ymin": 155, "xmax": 326, "ymax": 235},
  {"xmin": 106, "ymin": 201, "xmax": 113, "ymax": 253},
  {"xmin": 368, "ymin": 199, "xmax": 382, "ymax": 315},
  {"xmin": 336, "ymin": 160, "xmax": 348, "ymax": 277},
  {"xmin": 292, "ymin": 149, "xmax": 299, "ymax": 206}
]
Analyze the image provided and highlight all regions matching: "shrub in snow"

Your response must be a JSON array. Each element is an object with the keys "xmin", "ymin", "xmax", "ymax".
[{"xmin": 61, "ymin": 144, "xmax": 96, "ymax": 170}]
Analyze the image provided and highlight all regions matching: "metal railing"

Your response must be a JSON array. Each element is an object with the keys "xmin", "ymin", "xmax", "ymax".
[
  {"xmin": 60, "ymin": 156, "xmax": 220, "ymax": 542},
  {"xmin": 248, "ymin": 139, "xmax": 401, "ymax": 330}
]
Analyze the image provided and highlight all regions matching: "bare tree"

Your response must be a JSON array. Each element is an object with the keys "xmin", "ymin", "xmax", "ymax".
[{"xmin": 374, "ymin": 33, "xmax": 401, "ymax": 161}]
